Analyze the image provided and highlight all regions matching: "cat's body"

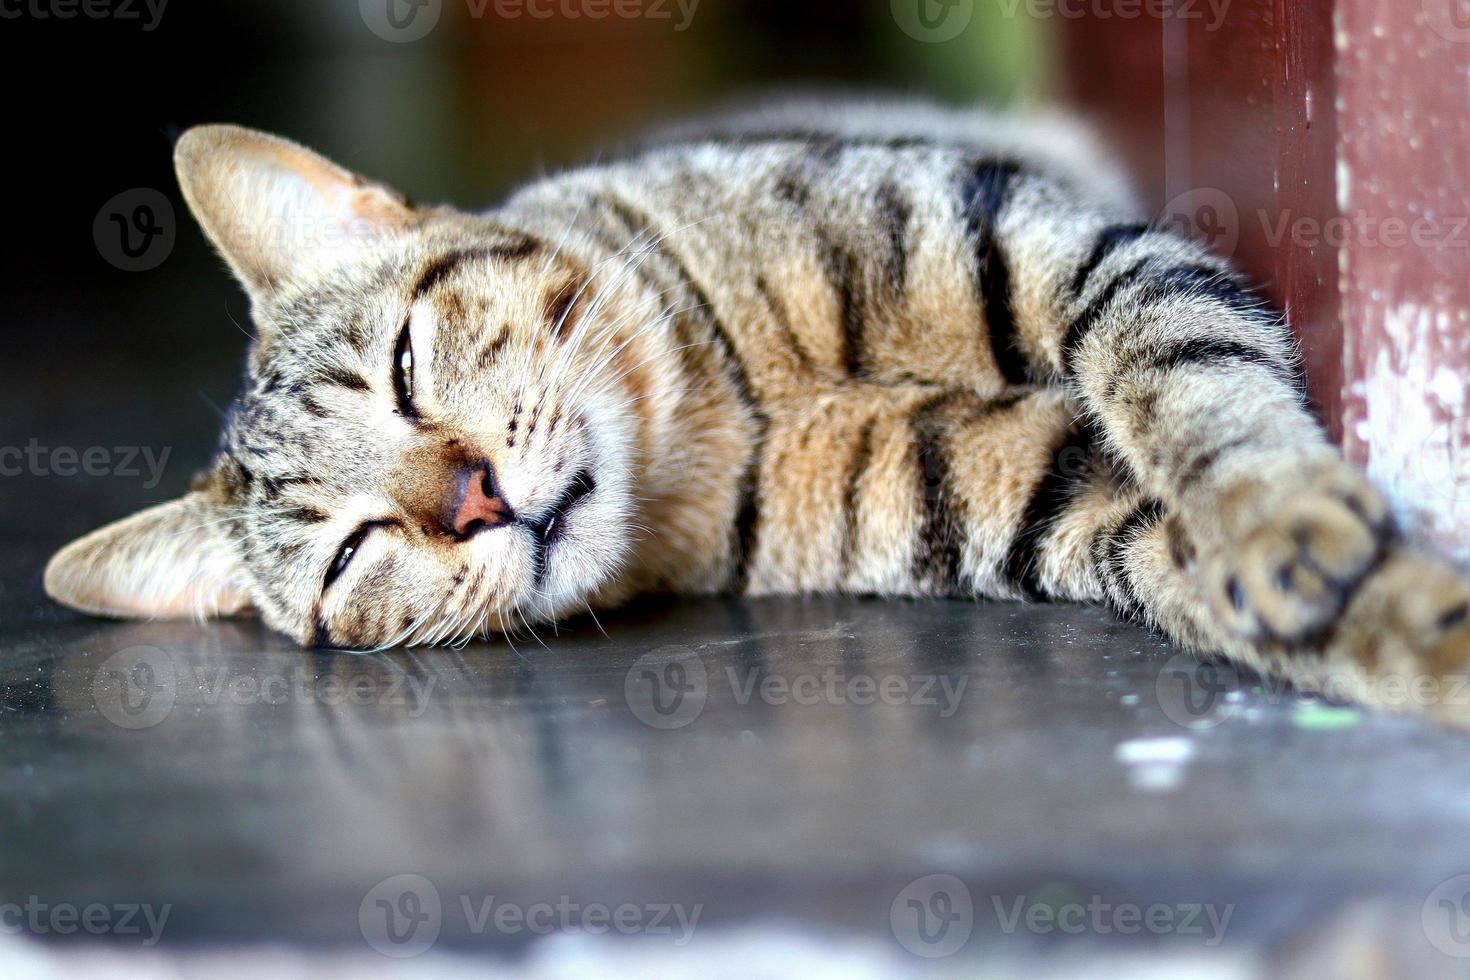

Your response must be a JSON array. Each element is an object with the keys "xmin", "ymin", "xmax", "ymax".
[{"xmin": 46, "ymin": 99, "xmax": 1470, "ymax": 717}]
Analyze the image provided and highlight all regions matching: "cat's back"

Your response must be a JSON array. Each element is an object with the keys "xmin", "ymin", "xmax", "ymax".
[
  {"xmin": 495, "ymin": 97, "xmax": 1148, "ymax": 414},
  {"xmin": 506, "ymin": 97, "xmax": 1138, "ymax": 228},
  {"xmin": 639, "ymin": 95, "xmax": 1135, "ymax": 206}
]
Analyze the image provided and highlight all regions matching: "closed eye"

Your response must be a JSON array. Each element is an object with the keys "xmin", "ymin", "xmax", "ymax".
[
  {"xmin": 324, "ymin": 523, "xmax": 378, "ymax": 592},
  {"xmin": 393, "ymin": 315, "xmax": 417, "ymax": 418}
]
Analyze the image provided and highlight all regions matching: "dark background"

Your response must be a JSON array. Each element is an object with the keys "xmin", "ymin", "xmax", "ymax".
[{"xmin": 0, "ymin": 0, "xmax": 1052, "ymax": 580}]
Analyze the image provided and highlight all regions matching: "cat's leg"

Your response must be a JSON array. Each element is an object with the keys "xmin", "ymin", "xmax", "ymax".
[
  {"xmin": 1079, "ymin": 473, "xmax": 1470, "ymax": 721},
  {"xmin": 832, "ymin": 160, "xmax": 1470, "ymax": 712},
  {"xmin": 959, "ymin": 166, "xmax": 1470, "ymax": 670},
  {"xmin": 1052, "ymin": 246, "xmax": 1381, "ymax": 651}
]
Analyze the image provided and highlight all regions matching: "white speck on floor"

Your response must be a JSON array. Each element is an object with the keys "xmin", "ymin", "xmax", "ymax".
[
  {"xmin": 1114, "ymin": 737, "xmax": 1196, "ymax": 794},
  {"xmin": 1115, "ymin": 737, "xmax": 1195, "ymax": 765}
]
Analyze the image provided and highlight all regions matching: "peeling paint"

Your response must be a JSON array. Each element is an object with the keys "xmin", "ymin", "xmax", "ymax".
[
  {"xmin": 1336, "ymin": 0, "xmax": 1470, "ymax": 566},
  {"xmin": 1335, "ymin": 158, "xmax": 1353, "ymax": 214},
  {"xmin": 1355, "ymin": 303, "xmax": 1470, "ymax": 563}
]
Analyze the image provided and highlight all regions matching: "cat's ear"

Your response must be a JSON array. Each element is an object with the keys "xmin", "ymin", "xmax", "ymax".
[
  {"xmin": 173, "ymin": 124, "xmax": 418, "ymax": 297},
  {"xmin": 45, "ymin": 492, "xmax": 251, "ymax": 621}
]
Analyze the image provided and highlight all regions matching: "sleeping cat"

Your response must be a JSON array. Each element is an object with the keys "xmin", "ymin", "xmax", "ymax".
[{"xmin": 45, "ymin": 99, "xmax": 1470, "ymax": 716}]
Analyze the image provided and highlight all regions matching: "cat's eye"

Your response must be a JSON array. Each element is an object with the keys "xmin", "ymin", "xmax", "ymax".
[
  {"xmin": 325, "ymin": 524, "xmax": 375, "ymax": 591},
  {"xmin": 393, "ymin": 317, "xmax": 417, "ymax": 417}
]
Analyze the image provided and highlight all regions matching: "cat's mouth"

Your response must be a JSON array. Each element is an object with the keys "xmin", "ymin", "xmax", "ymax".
[{"xmin": 527, "ymin": 469, "xmax": 597, "ymax": 584}]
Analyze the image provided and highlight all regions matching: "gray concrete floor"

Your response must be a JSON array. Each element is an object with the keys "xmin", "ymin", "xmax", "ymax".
[{"xmin": 6, "ymin": 350, "xmax": 1470, "ymax": 976}]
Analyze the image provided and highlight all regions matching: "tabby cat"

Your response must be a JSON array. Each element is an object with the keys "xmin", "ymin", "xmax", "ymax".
[{"xmin": 45, "ymin": 100, "xmax": 1470, "ymax": 717}]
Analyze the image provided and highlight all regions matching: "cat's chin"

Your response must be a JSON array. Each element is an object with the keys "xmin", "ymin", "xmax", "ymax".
[
  {"xmin": 510, "ymin": 535, "xmax": 608, "ymax": 627},
  {"xmin": 490, "ymin": 482, "xmax": 632, "ymax": 635}
]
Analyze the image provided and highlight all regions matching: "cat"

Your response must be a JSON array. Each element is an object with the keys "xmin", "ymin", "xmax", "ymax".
[{"xmin": 45, "ymin": 98, "xmax": 1470, "ymax": 719}]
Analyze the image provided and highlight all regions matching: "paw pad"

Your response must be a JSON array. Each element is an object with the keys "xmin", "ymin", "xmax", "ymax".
[{"xmin": 1206, "ymin": 465, "xmax": 1390, "ymax": 644}]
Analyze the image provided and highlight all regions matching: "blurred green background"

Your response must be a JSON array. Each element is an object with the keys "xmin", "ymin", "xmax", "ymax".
[{"xmin": 228, "ymin": 0, "xmax": 1055, "ymax": 204}]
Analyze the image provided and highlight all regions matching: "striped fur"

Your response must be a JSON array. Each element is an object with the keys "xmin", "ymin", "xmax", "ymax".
[{"xmin": 44, "ymin": 100, "xmax": 1470, "ymax": 720}]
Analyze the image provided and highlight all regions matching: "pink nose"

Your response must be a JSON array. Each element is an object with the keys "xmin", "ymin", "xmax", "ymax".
[{"xmin": 448, "ymin": 464, "xmax": 515, "ymax": 539}]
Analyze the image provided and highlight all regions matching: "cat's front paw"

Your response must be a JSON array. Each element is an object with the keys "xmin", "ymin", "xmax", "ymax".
[
  {"xmin": 1327, "ymin": 552, "xmax": 1470, "ymax": 722},
  {"xmin": 1202, "ymin": 459, "xmax": 1392, "ymax": 644}
]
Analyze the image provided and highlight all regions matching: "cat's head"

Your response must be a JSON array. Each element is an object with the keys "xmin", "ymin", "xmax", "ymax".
[{"xmin": 46, "ymin": 125, "xmax": 644, "ymax": 647}]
